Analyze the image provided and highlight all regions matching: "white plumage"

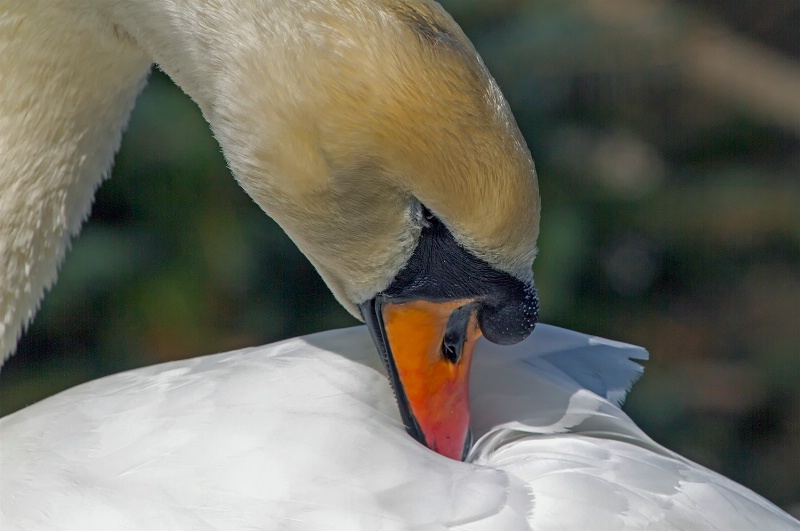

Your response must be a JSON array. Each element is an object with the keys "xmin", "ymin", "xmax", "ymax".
[{"xmin": 2, "ymin": 325, "xmax": 796, "ymax": 529}]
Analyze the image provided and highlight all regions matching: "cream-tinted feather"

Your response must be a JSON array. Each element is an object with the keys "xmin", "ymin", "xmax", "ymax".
[{"xmin": 0, "ymin": 2, "xmax": 150, "ymax": 361}]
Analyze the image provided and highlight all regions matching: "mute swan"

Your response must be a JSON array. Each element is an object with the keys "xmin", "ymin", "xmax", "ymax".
[{"xmin": 0, "ymin": 0, "xmax": 797, "ymax": 529}]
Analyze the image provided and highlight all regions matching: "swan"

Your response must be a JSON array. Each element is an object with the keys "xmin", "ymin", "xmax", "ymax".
[{"xmin": 0, "ymin": 0, "xmax": 797, "ymax": 528}]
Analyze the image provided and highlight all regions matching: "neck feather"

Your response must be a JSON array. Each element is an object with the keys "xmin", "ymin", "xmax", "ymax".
[{"xmin": 0, "ymin": 3, "xmax": 153, "ymax": 361}]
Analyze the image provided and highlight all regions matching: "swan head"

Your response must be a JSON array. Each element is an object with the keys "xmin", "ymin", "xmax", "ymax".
[{"xmin": 209, "ymin": 1, "xmax": 540, "ymax": 460}]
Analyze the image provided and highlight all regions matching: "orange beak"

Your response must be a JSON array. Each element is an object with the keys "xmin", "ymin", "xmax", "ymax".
[{"xmin": 369, "ymin": 299, "xmax": 481, "ymax": 460}]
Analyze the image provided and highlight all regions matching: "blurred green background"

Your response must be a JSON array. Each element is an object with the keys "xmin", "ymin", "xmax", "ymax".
[{"xmin": 1, "ymin": 0, "xmax": 798, "ymax": 516}]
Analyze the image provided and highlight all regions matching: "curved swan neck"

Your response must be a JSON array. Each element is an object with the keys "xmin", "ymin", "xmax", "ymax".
[
  {"xmin": 0, "ymin": 0, "xmax": 362, "ymax": 362},
  {"xmin": 0, "ymin": 0, "xmax": 365, "ymax": 362},
  {"xmin": 1, "ymin": 0, "xmax": 541, "ymax": 362}
]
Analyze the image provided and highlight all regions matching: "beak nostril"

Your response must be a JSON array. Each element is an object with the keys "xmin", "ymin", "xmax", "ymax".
[
  {"xmin": 441, "ymin": 303, "xmax": 474, "ymax": 364},
  {"xmin": 442, "ymin": 341, "xmax": 459, "ymax": 363}
]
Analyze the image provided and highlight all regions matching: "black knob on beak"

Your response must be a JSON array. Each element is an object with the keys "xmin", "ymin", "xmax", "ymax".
[{"xmin": 478, "ymin": 283, "xmax": 538, "ymax": 346}]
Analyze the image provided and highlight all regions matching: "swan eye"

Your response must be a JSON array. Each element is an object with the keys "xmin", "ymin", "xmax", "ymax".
[
  {"xmin": 441, "ymin": 342, "xmax": 458, "ymax": 363},
  {"xmin": 418, "ymin": 204, "xmax": 439, "ymax": 229}
]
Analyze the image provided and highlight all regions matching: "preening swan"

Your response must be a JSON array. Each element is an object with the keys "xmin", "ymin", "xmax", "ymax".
[
  {"xmin": 0, "ymin": 0, "xmax": 798, "ymax": 529},
  {"xmin": 2, "ymin": 0, "xmax": 538, "ymax": 461}
]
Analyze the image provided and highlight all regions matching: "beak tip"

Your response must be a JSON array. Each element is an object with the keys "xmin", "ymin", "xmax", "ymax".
[{"xmin": 423, "ymin": 433, "xmax": 472, "ymax": 462}]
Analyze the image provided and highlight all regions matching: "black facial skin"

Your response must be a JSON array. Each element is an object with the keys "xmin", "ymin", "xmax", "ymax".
[{"xmin": 359, "ymin": 207, "xmax": 539, "ymax": 460}]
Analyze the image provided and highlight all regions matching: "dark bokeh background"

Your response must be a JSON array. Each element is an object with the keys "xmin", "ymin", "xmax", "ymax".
[{"xmin": 2, "ymin": 0, "xmax": 798, "ymax": 515}]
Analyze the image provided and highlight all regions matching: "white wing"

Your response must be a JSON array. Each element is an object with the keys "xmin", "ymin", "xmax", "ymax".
[{"xmin": 1, "ymin": 325, "xmax": 797, "ymax": 530}]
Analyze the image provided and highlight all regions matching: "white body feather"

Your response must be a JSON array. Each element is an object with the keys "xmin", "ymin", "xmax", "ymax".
[{"xmin": 2, "ymin": 325, "xmax": 796, "ymax": 529}]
